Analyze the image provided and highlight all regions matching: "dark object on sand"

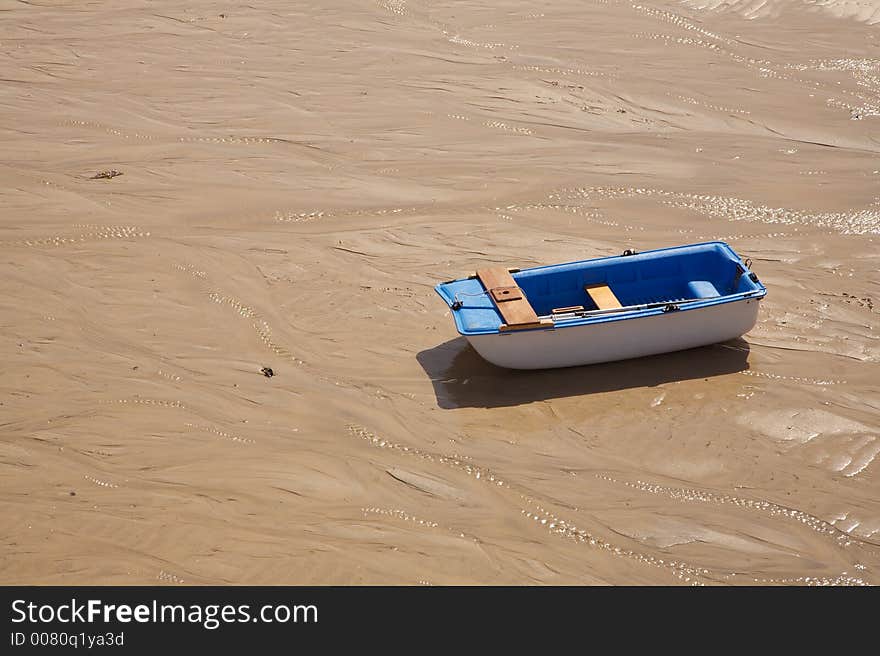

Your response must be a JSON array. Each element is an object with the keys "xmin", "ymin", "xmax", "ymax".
[
  {"xmin": 260, "ymin": 367, "xmax": 274, "ymax": 378},
  {"xmin": 90, "ymin": 170, "xmax": 123, "ymax": 180}
]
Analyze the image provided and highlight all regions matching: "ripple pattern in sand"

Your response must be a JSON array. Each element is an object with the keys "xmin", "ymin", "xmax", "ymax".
[
  {"xmin": 554, "ymin": 186, "xmax": 880, "ymax": 234},
  {"xmin": 0, "ymin": 226, "xmax": 150, "ymax": 249},
  {"xmin": 348, "ymin": 425, "xmax": 870, "ymax": 584}
]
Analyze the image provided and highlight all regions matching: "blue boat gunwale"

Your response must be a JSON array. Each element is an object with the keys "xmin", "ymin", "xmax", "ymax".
[{"xmin": 435, "ymin": 241, "xmax": 767, "ymax": 336}]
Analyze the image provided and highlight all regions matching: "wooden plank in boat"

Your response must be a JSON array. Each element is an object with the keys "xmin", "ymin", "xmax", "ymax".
[
  {"xmin": 552, "ymin": 305, "xmax": 584, "ymax": 314},
  {"xmin": 476, "ymin": 267, "xmax": 542, "ymax": 330},
  {"xmin": 584, "ymin": 283, "xmax": 622, "ymax": 310},
  {"xmin": 498, "ymin": 319, "xmax": 554, "ymax": 332}
]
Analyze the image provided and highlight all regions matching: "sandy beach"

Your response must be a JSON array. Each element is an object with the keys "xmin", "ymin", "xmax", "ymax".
[{"xmin": 1, "ymin": 0, "xmax": 878, "ymax": 585}]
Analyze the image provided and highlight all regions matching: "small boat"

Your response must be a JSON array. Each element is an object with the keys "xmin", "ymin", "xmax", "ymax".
[{"xmin": 434, "ymin": 241, "xmax": 766, "ymax": 369}]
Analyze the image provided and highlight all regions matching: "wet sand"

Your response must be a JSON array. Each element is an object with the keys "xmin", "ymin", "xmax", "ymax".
[{"xmin": 1, "ymin": 1, "xmax": 878, "ymax": 585}]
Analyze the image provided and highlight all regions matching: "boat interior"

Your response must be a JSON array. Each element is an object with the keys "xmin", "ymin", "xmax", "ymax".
[
  {"xmin": 436, "ymin": 242, "xmax": 765, "ymax": 334},
  {"xmin": 514, "ymin": 242, "xmax": 760, "ymax": 316}
]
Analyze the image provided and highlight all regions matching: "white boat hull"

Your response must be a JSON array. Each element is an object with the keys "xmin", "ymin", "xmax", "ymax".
[{"xmin": 465, "ymin": 297, "xmax": 761, "ymax": 369}]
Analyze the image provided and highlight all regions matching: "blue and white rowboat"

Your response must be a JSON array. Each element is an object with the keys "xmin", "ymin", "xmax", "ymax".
[{"xmin": 435, "ymin": 242, "xmax": 766, "ymax": 369}]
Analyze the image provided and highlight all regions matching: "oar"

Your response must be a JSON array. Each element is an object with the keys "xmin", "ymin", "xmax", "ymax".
[{"xmin": 541, "ymin": 298, "xmax": 706, "ymax": 321}]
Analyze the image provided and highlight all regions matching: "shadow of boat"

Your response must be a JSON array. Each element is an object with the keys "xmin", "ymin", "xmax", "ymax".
[{"xmin": 416, "ymin": 337, "xmax": 751, "ymax": 409}]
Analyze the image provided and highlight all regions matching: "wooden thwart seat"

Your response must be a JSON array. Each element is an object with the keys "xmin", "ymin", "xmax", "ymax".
[
  {"xmin": 476, "ymin": 267, "xmax": 552, "ymax": 331},
  {"xmin": 584, "ymin": 283, "xmax": 622, "ymax": 310}
]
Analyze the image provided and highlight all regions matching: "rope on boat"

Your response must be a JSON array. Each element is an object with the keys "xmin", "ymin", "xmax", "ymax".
[
  {"xmin": 452, "ymin": 286, "xmax": 531, "ymax": 311},
  {"xmin": 451, "ymin": 289, "xmax": 487, "ymax": 310},
  {"xmin": 729, "ymin": 258, "xmax": 756, "ymax": 294}
]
